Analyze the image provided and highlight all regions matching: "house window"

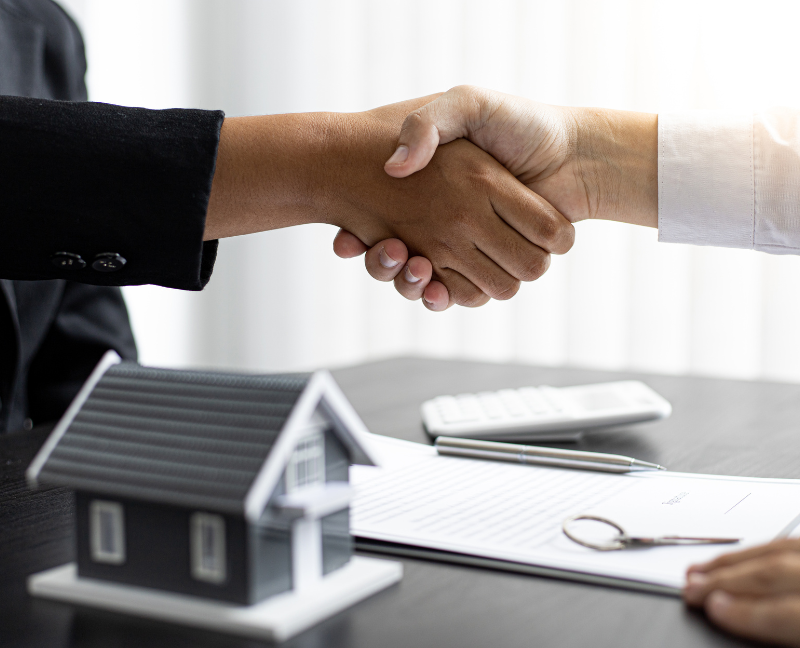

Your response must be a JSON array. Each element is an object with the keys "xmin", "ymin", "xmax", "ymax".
[
  {"xmin": 190, "ymin": 513, "xmax": 227, "ymax": 584},
  {"xmin": 286, "ymin": 429, "xmax": 325, "ymax": 493},
  {"xmin": 89, "ymin": 500, "xmax": 125, "ymax": 565}
]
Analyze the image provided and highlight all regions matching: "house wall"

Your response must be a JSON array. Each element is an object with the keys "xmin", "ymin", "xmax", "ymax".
[
  {"xmin": 251, "ymin": 426, "xmax": 353, "ymax": 601},
  {"xmin": 252, "ymin": 472, "xmax": 293, "ymax": 603},
  {"xmin": 322, "ymin": 429, "xmax": 352, "ymax": 574},
  {"xmin": 75, "ymin": 493, "xmax": 250, "ymax": 605},
  {"xmin": 321, "ymin": 509, "xmax": 350, "ymax": 575},
  {"xmin": 324, "ymin": 427, "xmax": 349, "ymax": 482}
]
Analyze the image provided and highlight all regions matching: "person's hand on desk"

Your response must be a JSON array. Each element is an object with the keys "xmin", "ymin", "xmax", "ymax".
[
  {"xmin": 683, "ymin": 539, "xmax": 800, "ymax": 646},
  {"xmin": 341, "ymin": 85, "xmax": 657, "ymax": 307},
  {"xmin": 204, "ymin": 95, "xmax": 574, "ymax": 310}
]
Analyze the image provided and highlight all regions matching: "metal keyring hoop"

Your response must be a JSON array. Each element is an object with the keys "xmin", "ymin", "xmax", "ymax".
[{"xmin": 562, "ymin": 514, "xmax": 628, "ymax": 551}]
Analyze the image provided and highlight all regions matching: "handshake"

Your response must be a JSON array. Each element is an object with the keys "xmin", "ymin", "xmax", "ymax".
[{"xmin": 205, "ymin": 85, "xmax": 659, "ymax": 310}]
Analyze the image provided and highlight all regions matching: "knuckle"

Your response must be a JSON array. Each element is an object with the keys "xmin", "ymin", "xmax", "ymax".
[
  {"xmin": 538, "ymin": 212, "xmax": 570, "ymax": 247},
  {"xmin": 451, "ymin": 84, "xmax": 483, "ymax": 102},
  {"xmin": 559, "ymin": 223, "xmax": 577, "ymax": 253},
  {"xmin": 401, "ymin": 110, "xmax": 429, "ymax": 136},
  {"xmin": 489, "ymin": 277, "xmax": 521, "ymax": 301},
  {"xmin": 519, "ymin": 254, "xmax": 550, "ymax": 282},
  {"xmin": 760, "ymin": 555, "xmax": 791, "ymax": 583},
  {"xmin": 455, "ymin": 286, "xmax": 489, "ymax": 308},
  {"xmin": 450, "ymin": 84, "xmax": 474, "ymax": 97},
  {"xmin": 546, "ymin": 217, "xmax": 576, "ymax": 254}
]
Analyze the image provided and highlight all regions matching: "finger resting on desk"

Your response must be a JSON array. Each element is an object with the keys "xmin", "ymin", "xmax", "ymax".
[
  {"xmin": 689, "ymin": 538, "xmax": 800, "ymax": 575},
  {"xmin": 684, "ymin": 551, "xmax": 800, "ymax": 605},
  {"xmin": 705, "ymin": 591, "xmax": 800, "ymax": 647}
]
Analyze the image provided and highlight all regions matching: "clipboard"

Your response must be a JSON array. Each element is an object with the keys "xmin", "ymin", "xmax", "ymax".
[{"xmin": 351, "ymin": 434, "xmax": 800, "ymax": 593}]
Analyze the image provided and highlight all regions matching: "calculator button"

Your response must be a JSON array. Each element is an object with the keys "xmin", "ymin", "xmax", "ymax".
[
  {"xmin": 477, "ymin": 393, "xmax": 504, "ymax": 419},
  {"xmin": 519, "ymin": 387, "xmax": 551, "ymax": 414},
  {"xmin": 434, "ymin": 396, "xmax": 467, "ymax": 424},
  {"xmin": 456, "ymin": 395, "xmax": 482, "ymax": 421},
  {"xmin": 538, "ymin": 386, "xmax": 567, "ymax": 413},
  {"xmin": 497, "ymin": 390, "xmax": 526, "ymax": 417}
]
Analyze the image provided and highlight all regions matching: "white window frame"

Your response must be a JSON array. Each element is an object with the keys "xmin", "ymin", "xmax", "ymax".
[
  {"xmin": 285, "ymin": 428, "xmax": 325, "ymax": 493},
  {"xmin": 190, "ymin": 512, "xmax": 227, "ymax": 584},
  {"xmin": 89, "ymin": 500, "xmax": 126, "ymax": 565}
]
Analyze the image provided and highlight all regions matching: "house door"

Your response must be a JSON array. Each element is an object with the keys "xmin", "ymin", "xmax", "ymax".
[{"xmin": 292, "ymin": 517, "xmax": 322, "ymax": 591}]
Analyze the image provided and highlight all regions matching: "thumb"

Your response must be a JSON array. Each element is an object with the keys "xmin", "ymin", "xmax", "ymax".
[{"xmin": 384, "ymin": 86, "xmax": 483, "ymax": 178}]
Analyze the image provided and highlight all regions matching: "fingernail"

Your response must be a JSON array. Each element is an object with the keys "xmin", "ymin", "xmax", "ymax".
[
  {"xmin": 707, "ymin": 591, "xmax": 733, "ymax": 616},
  {"xmin": 386, "ymin": 145, "xmax": 409, "ymax": 166},
  {"xmin": 404, "ymin": 266, "xmax": 421, "ymax": 283},
  {"xmin": 687, "ymin": 573, "xmax": 709, "ymax": 588},
  {"xmin": 379, "ymin": 247, "xmax": 400, "ymax": 269}
]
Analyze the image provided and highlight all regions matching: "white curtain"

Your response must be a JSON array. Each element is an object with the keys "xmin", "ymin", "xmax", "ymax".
[{"xmin": 57, "ymin": 0, "xmax": 800, "ymax": 382}]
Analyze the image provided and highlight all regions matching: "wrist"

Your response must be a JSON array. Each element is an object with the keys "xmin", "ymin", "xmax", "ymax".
[
  {"xmin": 310, "ymin": 111, "xmax": 393, "ymax": 233},
  {"xmin": 204, "ymin": 113, "xmax": 337, "ymax": 240},
  {"xmin": 566, "ymin": 107, "xmax": 658, "ymax": 228}
]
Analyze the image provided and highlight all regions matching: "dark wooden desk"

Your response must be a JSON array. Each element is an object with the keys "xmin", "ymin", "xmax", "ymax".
[{"xmin": 3, "ymin": 356, "xmax": 794, "ymax": 648}]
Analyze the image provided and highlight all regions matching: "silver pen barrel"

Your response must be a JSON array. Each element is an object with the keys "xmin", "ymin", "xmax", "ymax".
[{"xmin": 434, "ymin": 437, "xmax": 666, "ymax": 473}]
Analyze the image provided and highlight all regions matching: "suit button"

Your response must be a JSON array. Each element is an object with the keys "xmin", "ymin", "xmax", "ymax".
[
  {"xmin": 51, "ymin": 252, "xmax": 86, "ymax": 269},
  {"xmin": 92, "ymin": 252, "xmax": 126, "ymax": 272}
]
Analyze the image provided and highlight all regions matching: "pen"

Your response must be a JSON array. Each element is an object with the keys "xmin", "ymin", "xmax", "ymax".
[{"xmin": 434, "ymin": 437, "xmax": 667, "ymax": 473}]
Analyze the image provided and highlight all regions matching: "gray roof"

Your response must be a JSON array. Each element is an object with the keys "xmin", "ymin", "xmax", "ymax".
[{"xmin": 31, "ymin": 362, "xmax": 317, "ymax": 514}]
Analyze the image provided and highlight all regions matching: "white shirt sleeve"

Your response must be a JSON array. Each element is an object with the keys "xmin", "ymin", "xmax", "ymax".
[{"xmin": 658, "ymin": 108, "xmax": 800, "ymax": 254}]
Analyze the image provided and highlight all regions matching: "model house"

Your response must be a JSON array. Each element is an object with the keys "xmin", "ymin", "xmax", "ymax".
[{"xmin": 26, "ymin": 351, "xmax": 377, "ymax": 606}]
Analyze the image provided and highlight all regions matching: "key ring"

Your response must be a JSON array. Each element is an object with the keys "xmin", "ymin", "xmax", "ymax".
[
  {"xmin": 562, "ymin": 514, "xmax": 741, "ymax": 551},
  {"xmin": 562, "ymin": 514, "xmax": 628, "ymax": 551}
]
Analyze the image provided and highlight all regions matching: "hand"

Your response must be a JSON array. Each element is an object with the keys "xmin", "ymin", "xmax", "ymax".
[
  {"xmin": 332, "ymin": 233, "xmax": 449, "ymax": 310},
  {"xmin": 337, "ymin": 97, "xmax": 575, "ymax": 308},
  {"xmin": 349, "ymin": 85, "xmax": 657, "ymax": 307},
  {"xmin": 383, "ymin": 85, "xmax": 658, "ymax": 227},
  {"xmin": 683, "ymin": 539, "xmax": 800, "ymax": 646},
  {"xmin": 206, "ymin": 95, "xmax": 574, "ymax": 309}
]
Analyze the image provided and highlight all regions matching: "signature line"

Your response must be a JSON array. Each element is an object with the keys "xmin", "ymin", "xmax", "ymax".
[{"xmin": 725, "ymin": 493, "xmax": 751, "ymax": 515}]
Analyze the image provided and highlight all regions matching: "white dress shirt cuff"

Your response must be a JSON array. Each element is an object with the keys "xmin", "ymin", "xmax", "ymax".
[{"xmin": 658, "ymin": 111, "xmax": 755, "ymax": 250}]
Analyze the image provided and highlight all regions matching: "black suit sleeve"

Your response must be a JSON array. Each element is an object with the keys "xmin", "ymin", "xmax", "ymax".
[{"xmin": 0, "ymin": 96, "xmax": 224, "ymax": 290}]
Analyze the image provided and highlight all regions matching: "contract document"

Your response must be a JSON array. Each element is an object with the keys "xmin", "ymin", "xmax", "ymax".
[{"xmin": 351, "ymin": 435, "xmax": 800, "ymax": 594}]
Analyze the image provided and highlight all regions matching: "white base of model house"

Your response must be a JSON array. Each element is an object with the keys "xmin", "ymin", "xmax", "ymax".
[{"xmin": 28, "ymin": 557, "xmax": 402, "ymax": 642}]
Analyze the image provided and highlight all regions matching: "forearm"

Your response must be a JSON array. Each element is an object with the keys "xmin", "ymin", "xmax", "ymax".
[
  {"xmin": 566, "ymin": 107, "xmax": 658, "ymax": 228},
  {"xmin": 204, "ymin": 98, "xmax": 436, "ymax": 241},
  {"xmin": 204, "ymin": 113, "xmax": 337, "ymax": 240}
]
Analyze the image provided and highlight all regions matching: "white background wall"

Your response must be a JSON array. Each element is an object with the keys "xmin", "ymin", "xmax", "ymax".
[{"xmin": 57, "ymin": 0, "xmax": 800, "ymax": 381}]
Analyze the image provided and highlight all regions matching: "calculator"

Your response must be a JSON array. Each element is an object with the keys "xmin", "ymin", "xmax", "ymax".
[{"xmin": 421, "ymin": 381, "xmax": 672, "ymax": 442}]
